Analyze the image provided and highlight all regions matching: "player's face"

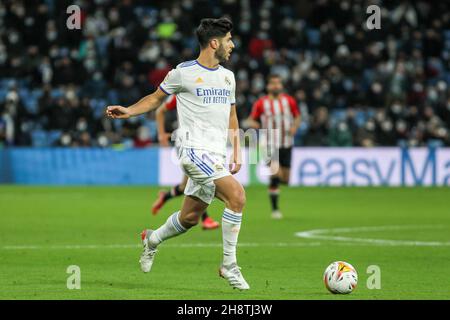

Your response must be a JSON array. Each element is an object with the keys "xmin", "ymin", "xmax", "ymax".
[
  {"xmin": 267, "ymin": 77, "xmax": 283, "ymax": 96},
  {"xmin": 215, "ymin": 32, "xmax": 234, "ymax": 63}
]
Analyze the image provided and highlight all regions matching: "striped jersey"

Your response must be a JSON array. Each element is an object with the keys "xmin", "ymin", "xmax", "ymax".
[
  {"xmin": 165, "ymin": 95, "xmax": 177, "ymax": 111},
  {"xmin": 250, "ymin": 93, "xmax": 300, "ymax": 148}
]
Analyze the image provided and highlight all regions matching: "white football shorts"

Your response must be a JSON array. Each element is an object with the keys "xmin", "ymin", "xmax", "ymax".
[{"xmin": 178, "ymin": 147, "xmax": 231, "ymax": 204}]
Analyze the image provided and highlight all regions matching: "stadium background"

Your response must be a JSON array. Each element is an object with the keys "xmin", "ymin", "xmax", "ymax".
[
  {"xmin": 1, "ymin": 0, "xmax": 450, "ymax": 300},
  {"xmin": 0, "ymin": 0, "xmax": 449, "ymax": 186}
]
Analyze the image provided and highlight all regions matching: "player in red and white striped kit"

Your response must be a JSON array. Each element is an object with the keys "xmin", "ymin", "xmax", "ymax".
[
  {"xmin": 152, "ymin": 94, "xmax": 220, "ymax": 230},
  {"xmin": 247, "ymin": 74, "xmax": 301, "ymax": 219}
]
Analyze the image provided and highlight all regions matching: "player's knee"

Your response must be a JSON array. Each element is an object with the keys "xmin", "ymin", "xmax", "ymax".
[{"xmin": 229, "ymin": 189, "xmax": 246, "ymax": 212}]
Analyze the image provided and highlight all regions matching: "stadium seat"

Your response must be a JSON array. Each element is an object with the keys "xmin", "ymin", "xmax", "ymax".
[{"xmin": 31, "ymin": 130, "xmax": 49, "ymax": 147}]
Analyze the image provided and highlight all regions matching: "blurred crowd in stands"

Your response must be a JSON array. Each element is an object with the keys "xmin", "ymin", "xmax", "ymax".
[{"xmin": 0, "ymin": 0, "xmax": 449, "ymax": 148}]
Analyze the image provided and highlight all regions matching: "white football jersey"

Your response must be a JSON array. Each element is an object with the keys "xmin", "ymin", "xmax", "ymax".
[{"xmin": 159, "ymin": 60, "xmax": 236, "ymax": 156}]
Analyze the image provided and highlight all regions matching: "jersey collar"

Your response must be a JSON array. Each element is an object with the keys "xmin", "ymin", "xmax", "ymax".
[{"xmin": 195, "ymin": 60, "xmax": 220, "ymax": 71}]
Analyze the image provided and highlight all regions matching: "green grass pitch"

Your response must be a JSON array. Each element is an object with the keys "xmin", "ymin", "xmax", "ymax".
[{"xmin": 1, "ymin": 186, "xmax": 449, "ymax": 300}]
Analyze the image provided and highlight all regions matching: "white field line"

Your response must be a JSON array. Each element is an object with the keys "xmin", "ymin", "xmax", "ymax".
[
  {"xmin": 295, "ymin": 225, "xmax": 450, "ymax": 246},
  {"xmin": 0, "ymin": 242, "xmax": 323, "ymax": 250},
  {"xmin": 3, "ymin": 225, "xmax": 450, "ymax": 250}
]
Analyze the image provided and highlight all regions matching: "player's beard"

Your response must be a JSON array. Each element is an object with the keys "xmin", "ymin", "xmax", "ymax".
[
  {"xmin": 269, "ymin": 89, "xmax": 282, "ymax": 97},
  {"xmin": 215, "ymin": 44, "xmax": 228, "ymax": 63}
]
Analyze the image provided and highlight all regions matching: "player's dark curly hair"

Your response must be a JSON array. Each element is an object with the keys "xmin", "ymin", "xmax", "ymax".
[
  {"xmin": 195, "ymin": 17, "xmax": 233, "ymax": 49},
  {"xmin": 267, "ymin": 73, "xmax": 282, "ymax": 82}
]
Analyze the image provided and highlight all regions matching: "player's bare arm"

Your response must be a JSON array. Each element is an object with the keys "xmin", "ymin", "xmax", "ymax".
[
  {"xmin": 105, "ymin": 87, "xmax": 167, "ymax": 119},
  {"xmin": 290, "ymin": 115, "xmax": 301, "ymax": 136},
  {"xmin": 155, "ymin": 103, "xmax": 171, "ymax": 146},
  {"xmin": 246, "ymin": 100, "xmax": 261, "ymax": 129},
  {"xmin": 229, "ymin": 104, "xmax": 241, "ymax": 174},
  {"xmin": 246, "ymin": 117, "xmax": 261, "ymax": 129}
]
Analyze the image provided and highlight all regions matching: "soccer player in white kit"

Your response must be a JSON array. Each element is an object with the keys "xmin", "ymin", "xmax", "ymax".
[{"xmin": 105, "ymin": 18, "xmax": 249, "ymax": 290}]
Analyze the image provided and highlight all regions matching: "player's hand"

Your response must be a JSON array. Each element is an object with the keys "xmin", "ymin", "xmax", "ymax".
[
  {"xmin": 289, "ymin": 126, "xmax": 298, "ymax": 136},
  {"xmin": 106, "ymin": 105, "xmax": 131, "ymax": 119},
  {"xmin": 229, "ymin": 153, "xmax": 242, "ymax": 175},
  {"xmin": 158, "ymin": 132, "xmax": 171, "ymax": 146}
]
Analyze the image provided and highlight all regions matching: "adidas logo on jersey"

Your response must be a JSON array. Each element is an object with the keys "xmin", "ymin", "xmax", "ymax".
[{"xmin": 195, "ymin": 77, "xmax": 204, "ymax": 83}]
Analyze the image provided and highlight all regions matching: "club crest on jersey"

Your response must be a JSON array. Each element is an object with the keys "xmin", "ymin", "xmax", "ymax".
[{"xmin": 224, "ymin": 76, "xmax": 231, "ymax": 86}]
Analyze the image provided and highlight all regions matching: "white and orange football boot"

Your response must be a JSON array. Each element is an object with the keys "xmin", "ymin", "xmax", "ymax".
[{"xmin": 139, "ymin": 229, "xmax": 158, "ymax": 273}]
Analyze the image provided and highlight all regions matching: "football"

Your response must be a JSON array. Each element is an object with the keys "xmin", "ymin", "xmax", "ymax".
[{"xmin": 323, "ymin": 261, "xmax": 358, "ymax": 294}]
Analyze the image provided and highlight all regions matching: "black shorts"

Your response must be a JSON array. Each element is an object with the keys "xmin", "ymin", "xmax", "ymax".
[{"xmin": 270, "ymin": 147, "xmax": 292, "ymax": 168}]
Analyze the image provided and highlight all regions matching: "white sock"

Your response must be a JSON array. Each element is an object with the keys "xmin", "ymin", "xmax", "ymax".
[
  {"xmin": 222, "ymin": 208, "xmax": 242, "ymax": 266},
  {"xmin": 148, "ymin": 211, "xmax": 186, "ymax": 248}
]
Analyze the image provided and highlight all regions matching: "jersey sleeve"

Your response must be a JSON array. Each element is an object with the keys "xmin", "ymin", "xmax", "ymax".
[
  {"xmin": 288, "ymin": 95, "xmax": 300, "ymax": 117},
  {"xmin": 159, "ymin": 68, "xmax": 182, "ymax": 95},
  {"xmin": 250, "ymin": 99, "xmax": 264, "ymax": 120},
  {"xmin": 165, "ymin": 95, "xmax": 177, "ymax": 110}
]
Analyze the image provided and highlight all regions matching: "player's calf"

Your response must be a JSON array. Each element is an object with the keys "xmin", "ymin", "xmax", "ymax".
[
  {"xmin": 177, "ymin": 195, "xmax": 209, "ymax": 229},
  {"xmin": 214, "ymin": 176, "xmax": 249, "ymax": 287},
  {"xmin": 178, "ymin": 211, "xmax": 202, "ymax": 229},
  {"xmin": 269, "ymin": 176, "xmax": 281, "ymax": 217}
]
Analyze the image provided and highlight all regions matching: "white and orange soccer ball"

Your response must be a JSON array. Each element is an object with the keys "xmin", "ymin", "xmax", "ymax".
[{"xmin": 323, "ymin": 261, "xmax": 358, "ymax": 294}]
